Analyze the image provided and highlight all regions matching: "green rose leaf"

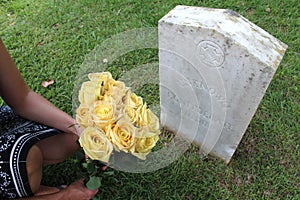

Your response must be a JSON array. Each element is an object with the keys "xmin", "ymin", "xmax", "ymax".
[
  {"xmin": 103, "ymin": 171, "xmax": 114, "ymax": 176},
  {"xmin": 82, "ymin": 163, "xmax": 88, "ymax": 169},
  {"xmin": 86, "ymin": 176, "xmax": 102, "ymax": 190}
]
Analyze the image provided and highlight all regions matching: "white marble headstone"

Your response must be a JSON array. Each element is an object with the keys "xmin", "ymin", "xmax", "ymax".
[{"xmin": 158, "ymin": 5, "xmax": 288, "ymax": 163}]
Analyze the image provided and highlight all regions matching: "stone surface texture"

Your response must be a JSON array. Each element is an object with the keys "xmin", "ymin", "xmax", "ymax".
[{"xmin": 158, "ymin": 5, "xmax": 288, "ymax": 163}]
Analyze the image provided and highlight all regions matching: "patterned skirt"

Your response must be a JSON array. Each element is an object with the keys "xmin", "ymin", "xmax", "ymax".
[{"xmin": 0, "ymin": 106, "xmax": 61, "ymax": 199}]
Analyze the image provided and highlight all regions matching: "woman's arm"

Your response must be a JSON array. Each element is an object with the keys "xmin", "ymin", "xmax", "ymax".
[
  {"xmin": 0, "ymin": 38, "xmax": 79, "ymax": 135},
  {"xmin": 5, "ymin": 179, "xmax": 98, "ymax": 200}
]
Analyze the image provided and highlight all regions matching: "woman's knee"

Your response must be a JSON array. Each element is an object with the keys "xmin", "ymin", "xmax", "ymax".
[
  {"xmin": 26, "ymin": 144, "xmax": 43, "ymax": 194},
  {"xmin": 36, "ymin": 133, "xmax": 79, "ymax": 164}
]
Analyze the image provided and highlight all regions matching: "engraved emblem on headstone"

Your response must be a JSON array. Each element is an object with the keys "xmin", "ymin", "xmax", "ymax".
[{"xmin": 197, "ymin": 40, "xmax": 225, "ymax": 67}]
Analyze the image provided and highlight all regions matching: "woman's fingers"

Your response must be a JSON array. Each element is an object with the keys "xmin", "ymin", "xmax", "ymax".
[
  {"xmin": 74, "ymin": 179, "xmax": 99, "ymax": 199},
  {"xmin": 85, "ymin": 188, "xmax": 99, "ymax": 198}
]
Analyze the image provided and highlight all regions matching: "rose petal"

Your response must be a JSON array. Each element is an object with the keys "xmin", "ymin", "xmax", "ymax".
[
  {"xmin": 85, "ymin": 154, "xmax": 89, "ymax": 161},
  {"xmin": 101, "ymin": 165, "xmax": 108, "ymax": 171},
  {"xmin": 42, "ymin": 79, "xmax": 54, "ymax": 87}
]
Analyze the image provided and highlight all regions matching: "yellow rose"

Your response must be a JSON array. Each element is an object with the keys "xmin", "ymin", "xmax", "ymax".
[
  {"xmin": 132, "ymin": 134, "xmax": 159, "ymax": 160},
  {"xmin": 79, "ymin": 81, "xmax": 102, "ymax": 105},
  {"xmin": 113, "ymin": 80, "xmax": 126, "ymax": 89},
  {"xmin": 108, "ymin": 117, "xmax": 136, "ymax": 153},
  {"xmin": 88, "ymin": 72, "xmax": 117, "ymax": 94},
  {"xmin": 124, "ymin": 92, "xmax": 144, "ymax": 124},
  {"xmin": 103, "ymin": 123, "xmax": 113, "ymax": 141},
  {"xmin": 136, "ymin": 104, "xmax": 160, "ymax": 133},
  {"xmin": 76, "ymin": 103, "xmax": 92, "ymax": 128},
  {"xmin": 88, "ymin": 72, "xmax": 113, "ymax": 83},
  {"xmin": 91, "ymin": 96, "xmax": 116, "ymax": 130},
  {"xmin": 110, "ymin": 81, "xmax": 128, "ymax": 108},
  {"xmin": 124, "ymin": 106, "xmax": 138, "ymax": 125},
  {"xmin": 127, "ymin": 92, "xmax": 143, "ymax": 108},
  {"xmin": 106, "ymin": 77, "xmax": 118, "ymax": 89},
  {"xmin": 79, "ymin": 127, "xmax": 113, "ymax": 163}
]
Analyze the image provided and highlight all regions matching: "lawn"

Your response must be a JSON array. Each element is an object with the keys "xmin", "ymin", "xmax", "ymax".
[{"xmin": 0, "ymin": 0, "xmax": 299, "ymax": 199}]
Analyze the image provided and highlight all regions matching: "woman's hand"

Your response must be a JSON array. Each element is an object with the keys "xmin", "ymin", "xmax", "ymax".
[
  {"xmin": 9, "ymin": 179, "xmax": 98, "ymax": 200},
  {"xmin": 60, "ymin": 179, "xmax": 98, "ymax": 200},
  {"xmin": 71, "ymin": 122, "xmax": 84, "ymax": 137}
]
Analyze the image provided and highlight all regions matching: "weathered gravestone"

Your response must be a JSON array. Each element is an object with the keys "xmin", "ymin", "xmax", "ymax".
[{"xmin": 159, "ymin": 5, "xmax": 288, "ymax": 163}]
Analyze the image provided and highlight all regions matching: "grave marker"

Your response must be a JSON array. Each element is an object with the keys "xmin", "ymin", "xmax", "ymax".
[{"xmin": 159, "ymin": 5, "xmax": 288, "ymax": 163}]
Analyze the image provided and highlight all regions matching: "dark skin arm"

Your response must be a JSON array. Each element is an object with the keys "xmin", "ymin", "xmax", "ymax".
[
  {"xmin": 0, "ymin": 39, "xmax": 96, "ymax": 199},
  {"xmin": 0, "ymin": 38, "xmax": 78, "ymax": 135},
  {"xmin": 4, "ymin": 179, "xmax": 98, "ymax": 200}
]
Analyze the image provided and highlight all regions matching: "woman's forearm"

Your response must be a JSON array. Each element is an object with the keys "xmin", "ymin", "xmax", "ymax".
[
  {"xmin": 14, "ymin": 90, "xmax": 79, "ymax": 135},
  {"xmin": 7, "ymin": 191, "xmax": 66, "ymax": 200},
  {"xmin": 13, "ymin": 193, "xmax": 63, "ymax": 200},
  {"xmin": 10, "ymin": 179, "xmax": 98, "ymax": 200}
]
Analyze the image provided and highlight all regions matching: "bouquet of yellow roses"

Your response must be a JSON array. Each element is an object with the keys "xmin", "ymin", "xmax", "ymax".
[{"xmin": 76, "ymin": 72, "xmax": 160, "ymax": 163}]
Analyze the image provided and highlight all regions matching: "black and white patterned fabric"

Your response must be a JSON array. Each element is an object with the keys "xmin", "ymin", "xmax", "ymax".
[{"xmin": 0, "ymin": 106, "xmax": 61, "ymax": 199}]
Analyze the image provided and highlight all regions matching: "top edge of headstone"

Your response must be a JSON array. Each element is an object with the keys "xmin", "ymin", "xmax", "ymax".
[{"xmin": 159, "ymin": 5, "xmax": 288, "ymax": 70}]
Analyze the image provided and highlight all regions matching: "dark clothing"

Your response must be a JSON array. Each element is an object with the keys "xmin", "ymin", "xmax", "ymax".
[{"xmin": 0, "ymin": 106, "xmax": 61, "ymax": 199}]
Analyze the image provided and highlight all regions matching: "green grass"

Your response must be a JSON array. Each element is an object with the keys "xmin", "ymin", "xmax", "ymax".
[{"xmin": 0, "ymin": 0, "xmax": 299, "ymax": 199}]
